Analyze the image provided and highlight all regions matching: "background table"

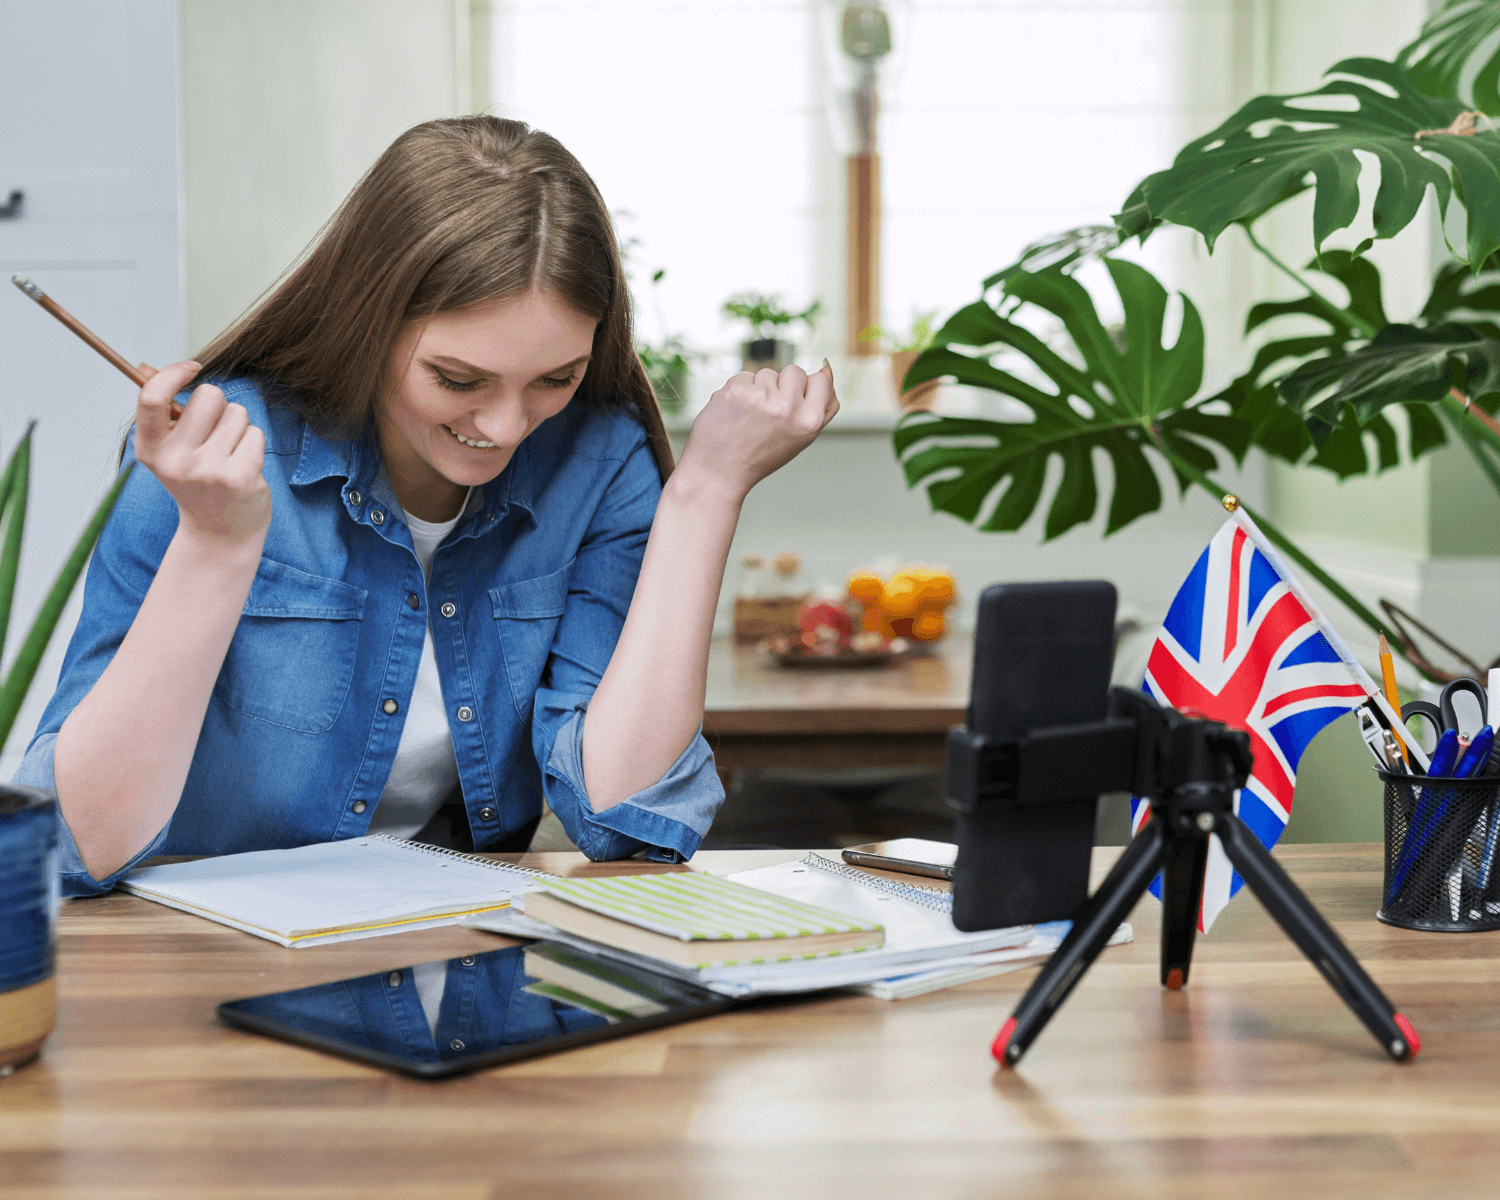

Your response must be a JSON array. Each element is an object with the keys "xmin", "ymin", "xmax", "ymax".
[
  {"xmin": 6, "ymin": 844, "xmax": 1500, "ymax": 1198},
  {"xmin": 702, "ymin": 634, "xmax": 970, "ymax": 777}
]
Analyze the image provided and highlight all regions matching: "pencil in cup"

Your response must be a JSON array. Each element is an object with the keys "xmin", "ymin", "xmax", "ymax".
[
  {"xmin": 1380, "ymin": 770, "xmax": 1500, "ymax": 928},
  {"xmin": 10, "ymin": 275, "xmax": 181, "ymax": 418}
]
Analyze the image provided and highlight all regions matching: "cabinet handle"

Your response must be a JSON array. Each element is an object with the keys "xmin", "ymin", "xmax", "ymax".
[{"xmin": 0, "ymin": 191, "xmax": 23, "ymax": 219}]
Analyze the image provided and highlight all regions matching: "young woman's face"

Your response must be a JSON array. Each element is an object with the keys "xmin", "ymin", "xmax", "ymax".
[{"xmin": 377, "ymin": 289, "xmax": 597, "ymax": 521}]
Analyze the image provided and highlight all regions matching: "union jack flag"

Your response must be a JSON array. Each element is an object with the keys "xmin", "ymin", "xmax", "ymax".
[{"xmin": 1129, "ymin": 513, "xmax": 1369, "ymax": 931}]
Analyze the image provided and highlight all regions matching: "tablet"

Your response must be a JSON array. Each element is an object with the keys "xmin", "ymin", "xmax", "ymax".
[{"xmin": 217, "ymin": 940, "xmax": 732, "ymax": 1078}]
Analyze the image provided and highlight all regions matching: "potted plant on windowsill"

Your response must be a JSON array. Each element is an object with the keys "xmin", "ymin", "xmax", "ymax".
[
  {"xmin": 0, "ymin": 425, "xmax": 131, "ymax": 1075},
  {"xmin": 638, "ymin": 337, "xmax": 691, "ymax": 414},
  {"xmin": 723, "ymin": 293, "xmax": 822, "ymax": 372},
  {"xmin": 634, "ymin": 267, "xmax": 694, "ymax": 415},
  {"xmin": 861, "ymin": 313, "xmax": 938, "ymax": 407}
]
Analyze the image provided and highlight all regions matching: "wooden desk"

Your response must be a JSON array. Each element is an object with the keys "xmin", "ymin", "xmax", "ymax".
[
  {"xmin": 6, "ymin": 844, "xmax": 1500, "ymax": 1198},
  {"xmin": 702, "ymin": 635, "xmax": 970, "ymax": 774}
]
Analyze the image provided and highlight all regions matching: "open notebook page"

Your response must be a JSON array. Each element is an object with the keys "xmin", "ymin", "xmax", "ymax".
[{"xmin": 122, "ymin": 836, "xmax": 544, "ymax": 946}]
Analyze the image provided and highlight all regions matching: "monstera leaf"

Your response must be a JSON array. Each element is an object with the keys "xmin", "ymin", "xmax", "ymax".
[
  {"xmin": 1282, "ymin": 323, "xmax": 1500, "ymax": 432},
  {"xmin": 1399, "ymin": 0, "xmax": 1500, "ymax": 115},
  {"xmin": 1115, "ymin": 58, "xmax": 1500, "ymax": 267},
  {"xmin": 1215, "ymin": 251, "xmax": 1450, "ymax": 476},
  {"xmin": 895, "ymin": 258, "xmax": 1250, "ymax": 541},
  {"xmin": 983, "ymin": 225, "xmax": 1121, "ymax": 291},
  {"xmin": 1422, "ymin": 253, "xmax": 1500, "ymax": 329}
]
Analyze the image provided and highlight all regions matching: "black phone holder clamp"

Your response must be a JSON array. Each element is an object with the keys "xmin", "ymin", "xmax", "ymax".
[{"xmin": 948, "ymin": 687, "xmax": 1420, "ymax": 1068}]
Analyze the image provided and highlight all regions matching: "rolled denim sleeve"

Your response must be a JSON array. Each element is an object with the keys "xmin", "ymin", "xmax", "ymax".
[
  {"xmin": 538, "ymin": 703, "xmax": 723, "ymax": 862},
  {"xmin": 528, "ymin": 429, "xmax": 725, "ymax": 861}
]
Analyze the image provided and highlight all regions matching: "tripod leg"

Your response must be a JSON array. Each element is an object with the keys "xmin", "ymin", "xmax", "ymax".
[
  {"xmin": 994, "ymin": 816, "xmax": 1169, "ymax": 1068},
  {"xmin": 1215, "ymin": 813, "xmax": 1419, "ymax": 1063},
  {"xmin": 1158, "ymin": 824, "xmax": 1208, "ymax": 990}
]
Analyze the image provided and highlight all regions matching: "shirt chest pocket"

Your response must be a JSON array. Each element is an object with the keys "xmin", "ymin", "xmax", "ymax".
[
  {"xmin": 214, "ymin": 557, "xmax": 367, "ymax": 734},
  {"xmin": 490, "ymin": 561, "xmax": 572, "ymax": 719}
]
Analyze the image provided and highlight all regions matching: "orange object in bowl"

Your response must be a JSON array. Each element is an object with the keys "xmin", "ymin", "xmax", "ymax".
[{"xmin": 846, "ymin": 564, "xmax": 956, "ymax": 642}]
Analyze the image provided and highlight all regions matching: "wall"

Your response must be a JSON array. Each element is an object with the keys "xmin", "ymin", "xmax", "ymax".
[
  {"xmin": 0, "ymin": 0, "xmax": 183, "ymax": 765},
  {"xmin": 179, "ymin": 0, "xmax": 467, "ymax": 353}
]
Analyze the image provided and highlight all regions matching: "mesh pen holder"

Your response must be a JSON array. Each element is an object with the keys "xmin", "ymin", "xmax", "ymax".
[{"xmin": 1378, "ymin": 768, "xmax": 1500, "ymax": 932}]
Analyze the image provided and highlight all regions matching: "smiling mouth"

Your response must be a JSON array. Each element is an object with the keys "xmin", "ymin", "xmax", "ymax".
[{"xmin": 445, "ymin": 425, "xmax": 498, "ymax": 449}]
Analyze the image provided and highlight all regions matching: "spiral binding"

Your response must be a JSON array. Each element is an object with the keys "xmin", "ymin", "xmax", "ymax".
[
  {"xmin": 802, "ymin": 852, "xmax": 954, "ymax": 913},
  {"xmin": 370, "ymin": 834, "xmax": 557, "ymax": 881}
]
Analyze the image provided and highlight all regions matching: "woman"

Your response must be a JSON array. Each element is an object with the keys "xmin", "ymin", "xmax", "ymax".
[{"xmin": 17, "ymin": 116, "xmax": 837, "ymax": 895}]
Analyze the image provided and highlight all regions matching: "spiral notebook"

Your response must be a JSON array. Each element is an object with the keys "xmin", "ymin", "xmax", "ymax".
[
  {"xmin": 524, "ymin": 871, "xmax": 886, "ymax": 968},
  {"xmin": 120, "ymin": 835, "xmax": 550, "ymax": 948},
  {"xmin": 465, "ymin": 854, "xmax": 1127, "ymax": 998}
]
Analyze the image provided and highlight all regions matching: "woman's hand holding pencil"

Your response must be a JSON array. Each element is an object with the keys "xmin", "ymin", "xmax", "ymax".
[{"xmin": 134, "ymin": 362, "xmax": 271, "ymax": 547}]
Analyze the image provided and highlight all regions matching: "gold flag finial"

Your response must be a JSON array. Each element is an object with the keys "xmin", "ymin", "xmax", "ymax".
[{"xmin": 1222, "ymin": 494, "xmax": 1240, "ymax": 512}]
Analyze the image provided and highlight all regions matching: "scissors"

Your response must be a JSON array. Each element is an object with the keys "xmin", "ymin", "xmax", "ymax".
[{"xmin": 1401, "ymin": 677, "xmax": 1490, "ymax": 755}]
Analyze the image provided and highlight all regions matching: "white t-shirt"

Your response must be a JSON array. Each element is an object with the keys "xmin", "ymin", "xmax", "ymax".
[{"xmin": 367, "ymin": 491, "xmax": 473, "ymax": 842}]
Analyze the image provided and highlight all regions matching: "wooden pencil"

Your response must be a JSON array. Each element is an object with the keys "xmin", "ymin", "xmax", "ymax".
[
  {"xmin": 1378, "ymin": 632, "xmax": 1409, "ymax": 765},
  {"xmin": 11, "ymin": 274, "xmax": 181, "ymax": 416}
]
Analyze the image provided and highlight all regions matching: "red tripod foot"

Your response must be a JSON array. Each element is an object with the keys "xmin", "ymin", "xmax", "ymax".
[{"xmin": 991, "ymin": 1017, "xmax": 1018, "ymax": 1067}]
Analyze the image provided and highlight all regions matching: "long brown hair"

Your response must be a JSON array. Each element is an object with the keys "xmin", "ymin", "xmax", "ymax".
[{"xmin": 195, "ymin": 116, "xmax": 673, "ymax": 480}]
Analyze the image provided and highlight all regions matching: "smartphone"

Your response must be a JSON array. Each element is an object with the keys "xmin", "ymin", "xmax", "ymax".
[
  {"xmin": 950, "ymin": 580, "xmax": 1117, "ymax": 931},
  {"xmin": 842, "ymin": 838, "xmax": 957, "ymax": 880}
]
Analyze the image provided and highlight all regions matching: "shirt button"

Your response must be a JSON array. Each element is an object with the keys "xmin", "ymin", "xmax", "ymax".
[
  {"xmin": 457, "ymin": 705, "xmax": 473, "ymax": 722},
  {"xmin": 460, "ymin": 955, "xmax": 476, "ymax": 967},
  {"xmin": 382, "ymin": 698, "xmax": 399, "ymax": 715},
  {"xmin": 371, "ymin": 509, "xmax": 385, "ymax": 525},
  {"xmin": 387, "ymin": 970, "xmax": 401, "ymax": 987},
  {"xmin": 449, "ymin": 1038, "xmax": 466, "ymax": 1052},
  {"xmin": 407, "ymin": 592, "xmax": 420, "ymax": 610},
  {"xmin": 440, "ymin": 602, "xmax": 457, "ymax": 618},
  {"xmin": 348, "ymin": 489, "xmax": 362, "ymax": 506},
  {"xmin": 478, "ymin": 806, "xmax": 496, "ymax": 821},
  {"xmin": 352, "ymin": 800, "xmax": 367, "ymax": 814}
]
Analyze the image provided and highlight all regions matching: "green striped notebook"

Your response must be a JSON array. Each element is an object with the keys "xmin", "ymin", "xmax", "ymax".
[{"xmin": 522, "ymin": 872, "xmax": 885, "ymax": 968}]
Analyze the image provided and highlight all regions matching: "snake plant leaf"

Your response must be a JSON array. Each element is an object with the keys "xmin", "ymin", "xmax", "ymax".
[
  {"xmin": 0, "ymin": 425, "xmax": 33, "ymax": 670},
  {"xmin": 1116, "ymin": 57, "xmax": 1500, "ymax": 266},
  {"xmin": 0, "ymin": 463, "xmax": 133, "ymax": 750},
  {"xmin": 896, "ymin": 259, "xmax": 1250, "ymax": 540},
  {"xmin": 1279, "ymin": 323, "xmax": 1500, "ymax": 450},
  {"xmin": 983, "ymin": 225, "xmax": 1121, "ymax": 290},
  {"xmin": 1398, "ymin": 0, "xmax": 1500, "ymax": 115}
]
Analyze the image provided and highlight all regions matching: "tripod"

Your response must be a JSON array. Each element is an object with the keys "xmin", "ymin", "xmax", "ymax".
[{"xmin": 947, "ymin": 689, "xmax": 1421, "ymax": 1067}]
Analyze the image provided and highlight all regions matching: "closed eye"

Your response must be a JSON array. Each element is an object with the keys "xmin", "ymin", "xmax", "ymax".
[
  {"xmin": 539, "ymin": 373, "xmax": 578, "ymax": 390},
  {"xmin": 432, "ymin": 367, "xmax": 483, "ymax": 393}
]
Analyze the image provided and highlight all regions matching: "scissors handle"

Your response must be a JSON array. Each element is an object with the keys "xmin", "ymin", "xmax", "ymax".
[
  {"xmin": 1440, "ymin": 677, "xmax": 1489, "ymax": 735},
  {"xmin": 1401, "ymin": 701, "xmax": 1445, "ymax": 754}
]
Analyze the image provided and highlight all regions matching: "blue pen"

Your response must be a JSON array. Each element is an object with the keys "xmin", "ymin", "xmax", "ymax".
[
  {"xmin": 1458, "ymin": 726, "xmax": 1496, "ymax": 779},
  {"xmin": 1386, "ymin": 729, "xmax": 1465, "ymax": 908},
  {"xmin": 1428, "ymin": 729, "xmax": 1461, "ymax": 778}
]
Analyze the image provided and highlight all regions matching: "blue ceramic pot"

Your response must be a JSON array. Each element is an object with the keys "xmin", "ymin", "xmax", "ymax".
[{"xmin": 0, "ymin": 784, "xmax": 58, "ymax": 1075}]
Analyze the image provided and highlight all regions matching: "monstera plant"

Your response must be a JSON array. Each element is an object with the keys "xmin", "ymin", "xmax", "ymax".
[{"xmin": 897, "ymin": 0, "xmax": 1500, "ymax": 670}]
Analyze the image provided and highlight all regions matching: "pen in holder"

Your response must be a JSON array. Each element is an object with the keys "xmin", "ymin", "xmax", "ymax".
[{"xmin": 1377, "ymin": 768, "xmax": 1500, "ymax": 932}]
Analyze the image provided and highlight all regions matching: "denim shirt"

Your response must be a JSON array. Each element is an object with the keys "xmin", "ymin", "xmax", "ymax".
[{"xmin": 15, "ymin": 378, "xmax": 724, "ymax": 896}]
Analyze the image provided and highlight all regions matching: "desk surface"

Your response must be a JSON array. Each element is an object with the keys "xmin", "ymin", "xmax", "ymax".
[
  {"xmin": 703, "ymin": 634, "xmax": 970, "ymax": 736},
  {"xmin": 7, "ymin": 843, "xmax": 1500, "ymax": 1199}
]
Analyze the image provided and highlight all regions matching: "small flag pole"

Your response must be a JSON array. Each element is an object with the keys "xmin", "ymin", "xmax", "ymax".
[{"xmin": 1221, "ymin": 495, "xmax": 1430, "ymax": 772}]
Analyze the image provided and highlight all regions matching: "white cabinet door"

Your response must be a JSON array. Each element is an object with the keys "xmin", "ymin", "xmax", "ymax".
[{"xmin": 0, "ymin": 0, "xmax": 182, "ymax": 762}]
